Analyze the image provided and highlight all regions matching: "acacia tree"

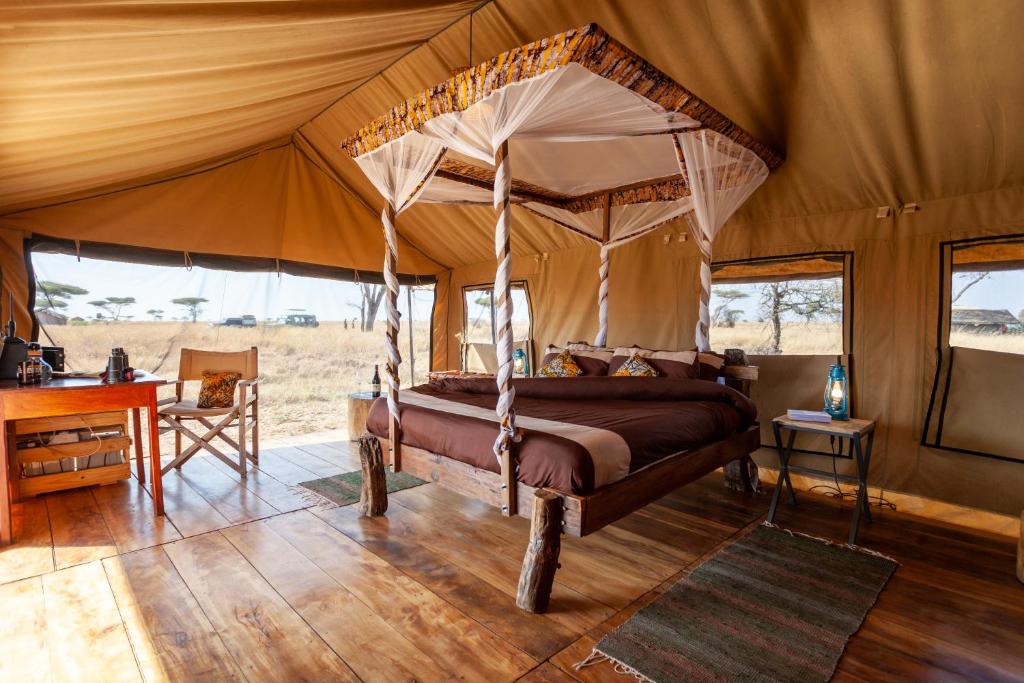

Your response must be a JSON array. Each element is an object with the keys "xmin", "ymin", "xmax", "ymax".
[
  {"xmin": 951, "ymin": 271, "xmax": 990, "ymax": 304},
  {"xmin": 171, "ymin": 297, "xmax": 208, "ymax": 323},
  {"xmin": 146, "ymin": 308, "xmax": 164, "ymax": 321},
  {"xmin": 711, "ymin": 288, "xmax": 749, "ymax": 328},
  {"xmin": 35, "ymin": 281, "xmax": 88, "ymax": 315},
  {"xmin": 759, "ymin": 280, "xmax": 841, "ymax": 354},
  {"xmin": 348, "ymin": 284, "xmax": 386, "ymax": 332}
]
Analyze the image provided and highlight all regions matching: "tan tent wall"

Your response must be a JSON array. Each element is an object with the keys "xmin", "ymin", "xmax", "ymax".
[
  {"xmin": 438, "ymin": 222, "xmax": 700, "ymax": 371},
  {"xmin": 434, "ymin": 182, "xmax": 1024, "ymax": 517},
  {"xmin": 0, "ymin": 144, "xmax": 444, "ymax": 278}
]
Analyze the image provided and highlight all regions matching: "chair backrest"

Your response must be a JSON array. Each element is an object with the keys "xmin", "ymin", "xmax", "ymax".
[{"xmin": 178, "ymin": 347, "xmax": 258, "ymax": 381}]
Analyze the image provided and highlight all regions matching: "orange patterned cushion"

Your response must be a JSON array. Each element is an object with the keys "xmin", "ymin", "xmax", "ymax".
[
  {"xmin": 538, "ymin": 349, "xmax": 583, "ymax": 378},
  {"xmin": 612, "ymin": 354, "xmax": 660, "ymax": 377},
  {"xmin": 197, "ymin": 371, "xmax": 241, "ymax": 408}
]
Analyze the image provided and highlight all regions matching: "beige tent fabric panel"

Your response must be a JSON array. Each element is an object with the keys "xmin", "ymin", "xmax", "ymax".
[
  {"xmin": 712, "ymin": 257, "xmax": 844, "ymax": 284},
  {"xmin": 438, "ymin": 223, "xmax": 698, "ymax": 372},
  {"xmin": 301, "ymin": 0, "xmax": 1024, "ymax": 240},
  {"xmin": 714, "ymin": 185, "xmax": 1024, "ymax": 516},
  {"xmin": 0, "ymin": 145, "xmax": 443, "ymax": 277},
  {"xmin": 940, "ymin": 347, "xmax": 1024, "ymax": 461},
  {"xmin": 0, "ymin": 229, "xmax": 33, "ymax": 340},
  {"xmin": 952, "ymin": 241, "xmax": 1024, "ymax": 271},
  {"xmin": 0, "ymin": 1, "xmax": 481, "ymax": 213}
]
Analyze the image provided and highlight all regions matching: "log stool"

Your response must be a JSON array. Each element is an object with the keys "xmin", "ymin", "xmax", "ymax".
[{"xmin": 347, "ymin": 391, "xmax": 377, "ymax": 441}]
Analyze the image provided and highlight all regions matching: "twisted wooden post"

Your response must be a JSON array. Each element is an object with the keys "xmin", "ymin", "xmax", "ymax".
[
  {"xmin": 381, "ymin": 203, "xmax": 402, "ymax": 469},
  {"xmin": 492, "ymin": 139, "xmax": 518, "ymax": 516},
  {"xmin": 695, "ymin": 238, "xmax": 713, "ymax": 352},
  {"xmin": 595, "ymin": 194, "xmax": 612, "ymax": 347}
]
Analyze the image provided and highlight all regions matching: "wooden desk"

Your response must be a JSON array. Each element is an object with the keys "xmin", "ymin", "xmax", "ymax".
[{"xmin": 0, "ymin": 372, "xmax": 166, "ymax": 545}]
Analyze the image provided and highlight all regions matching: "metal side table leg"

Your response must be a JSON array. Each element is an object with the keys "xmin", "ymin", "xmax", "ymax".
[
  {"xmin": 768, "ymin": 423, "xmax": 797, "ymax": 524},
  {"xmin": 849, "ymin": 434, "xmax": 869, "ymax": 545}
]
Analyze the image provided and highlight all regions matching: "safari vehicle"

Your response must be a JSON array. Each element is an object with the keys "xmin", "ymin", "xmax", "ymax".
[
  {"xmin": 216, "ymin": 314, "xmax": 257, "ymax": 327},
  {"xmin": 283, "ymin": 313, "xmax": 318, "ymax": 328}
]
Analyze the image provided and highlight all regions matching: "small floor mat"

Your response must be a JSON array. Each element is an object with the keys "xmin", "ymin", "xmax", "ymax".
[
  {"xmin": 297, "ymin": 469, "xmax": 426, "ymax": 507},
  {"xmin": 582, "ymin": 524, "xmax": 898, "ymax": 683}
]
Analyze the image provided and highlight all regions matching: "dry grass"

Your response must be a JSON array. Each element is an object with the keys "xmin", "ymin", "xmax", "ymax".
[
  {"xmin": 950, "ymin": 331, "xmax": 1024, "ymax": 354},
  {"xmin": 45, "ymin": 321, "xmax": 431, "ymax": 438},
  {"xmin": 714, "ymin": 322, "xmax": 1024, "ymax": 356},
  {"xmin": 711, "ymin": 321, "xmax": 842, "ymax": 355}
]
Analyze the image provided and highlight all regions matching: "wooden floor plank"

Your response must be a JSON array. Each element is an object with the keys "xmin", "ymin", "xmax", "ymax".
[
  {"xmin": 200, "ymin": 453, "xmax": 312, "ymax": 513},
  {"xmin": 318, "ymin": 495, "xmax": 583, "ymax": 661},
  {"xmin": 242, "ymin": 449, "xmax": 324, "ymax": 485},
  {"xmin": 379, "ymin": 490, "xmax": 619, "ymax": 624},
  {"xmin": 274, "ymin": 445, "xmax": 347, "ymax": 479},
  {"xmin": 162, "ymin": 531, "xmax": 357, "ymax": 683},
  {"xmin": 103, "ymin": 548, "xmax": 246, "ymax": 683},
  {"xmin": 156, "ymin": 470, "xmax": 234, "ymax": 538},
  {"xmin": 167, "ymin": 456, "xmax": 280, "ymax": 523},
  {"xmin": 46, "ymin": 487, "xmax": 118, "ymax": 570},
  {"xmin": 222, "ymin": 519, "xmax": 453, "ymax": 683},
  {"xmin": 269, "ymin": 509, "xmax": 538, "ymax": 681},
  {"xmin": 0, "ymin": 497, "xmax": 54, "ymax": 584},
  {"xmin": 398, "ymin": 485, "xmax": 690, "ymax": 606},
  {"xmin": 518, "ymin": 662, "xmax": 581, "ymax": 682},
  {"xmin": 0, "ymin": 577, "xmax": 51, "ymax": 683},
  {"xmin": 294, "ymin": 442, "xmax": 360, "ymax": 470},
  {"xmin": 92, "ymin": 480, "xmax": 182, "ymax": 554},
  {"xmin": 42, "ymin": 560, "xmax": 142, "ymax": 682}
]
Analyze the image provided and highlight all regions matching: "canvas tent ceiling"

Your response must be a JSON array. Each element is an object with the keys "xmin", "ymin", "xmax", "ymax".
[{"xmin": 2, "ymin": 1, "xmax": 1024, "ymax": 518}]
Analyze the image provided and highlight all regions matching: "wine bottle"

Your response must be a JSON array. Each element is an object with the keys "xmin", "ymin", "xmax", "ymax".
[{"xmin": 371, "ymin": 364, "xmax": 381, "ymax": 398}]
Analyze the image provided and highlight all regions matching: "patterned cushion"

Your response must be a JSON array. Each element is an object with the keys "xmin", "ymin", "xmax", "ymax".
[
  {"xmin": 609, "ymin": 347, "xmax": 697, "ymax": 379},
  {"xmin": 537, "ymin": 349, "xmax": 583, "ymax": 378},
  {"xmin": 612, "ymin": 354, "xmax": 660, "ymax": 377},
  {"xmin": 197, "ymin": 370, "xmax": 241, "ymax": 408},
  {"xmin": 542, "ymin": 345, "xmax": 609, "ymax": 376}
]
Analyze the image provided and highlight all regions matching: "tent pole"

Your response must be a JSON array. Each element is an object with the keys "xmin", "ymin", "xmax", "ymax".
[
  {"xmin": 382, "ymin": 203, "xmax": 402, "ymax": 470},
  {"xmin": 493, "ymin": 139, "xmax": 517, "ymax": 517},
  {"xmin": 596, "ymin": 193, "xmax": 612, "ymax": 347}
]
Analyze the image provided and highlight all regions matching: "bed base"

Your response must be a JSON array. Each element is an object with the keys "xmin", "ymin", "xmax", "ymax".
[{"xmin": 374, "ymin": 425, "xmax": 759, "ymax": 612}]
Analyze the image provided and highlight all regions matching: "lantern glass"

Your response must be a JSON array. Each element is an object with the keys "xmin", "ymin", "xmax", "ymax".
[{"xmin": 823, "ymin": 357, "xmax": 849, "ymax": 420}]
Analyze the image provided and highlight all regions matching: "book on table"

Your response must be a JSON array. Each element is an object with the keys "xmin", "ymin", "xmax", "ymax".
[{"xmin": 787, "ymin": 409, "xmax": 832, "ymax": 423}]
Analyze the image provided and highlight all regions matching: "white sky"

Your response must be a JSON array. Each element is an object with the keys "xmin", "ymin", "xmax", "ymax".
[{"xmin": 32, "ymin": 253, "xmax": 436, "ymax": 322}]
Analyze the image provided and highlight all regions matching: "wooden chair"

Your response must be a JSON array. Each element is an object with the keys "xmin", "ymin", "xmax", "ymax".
[{"xmin": 157, "ymin": 347, "xmax": 259, "ymax": 478}]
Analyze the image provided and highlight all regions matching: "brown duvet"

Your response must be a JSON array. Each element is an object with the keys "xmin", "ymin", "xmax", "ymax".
[{"xmin": 366, "ymin": 376, "xmax": 756, "ymax": 494}]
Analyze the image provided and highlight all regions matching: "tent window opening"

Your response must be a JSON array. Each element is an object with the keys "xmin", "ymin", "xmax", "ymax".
[
  {"xmin": 30, "ymin": 251, "xmax": 435, "ymax": 440},
  {"xmin": 709, "ymin": 253, "xmax": 851, "ymax": 355},
  {"xmin": 461, "ymin": 282, "xmax": 533, "ymax": 373},
  {"xmin": 948, "ymin": 238, "xmax": 1024, "ymax": 354}
]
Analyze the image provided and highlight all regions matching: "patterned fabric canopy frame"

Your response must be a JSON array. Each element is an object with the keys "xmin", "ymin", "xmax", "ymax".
[{"xmin": 341, "ymin": 24, "xmax": 782, "ymax": 501}]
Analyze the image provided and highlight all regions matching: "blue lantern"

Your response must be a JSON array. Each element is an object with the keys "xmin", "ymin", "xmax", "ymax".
[
  {"xmin": 513, "ymin": 347, "xmax": 529, "ymax": 376},
  {"xmin": 823, "ymin": 356, "xmax": 849, "ymax": 420}
]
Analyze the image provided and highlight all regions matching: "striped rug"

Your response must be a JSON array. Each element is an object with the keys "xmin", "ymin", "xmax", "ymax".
[{"xmin": 582, "ymin": 524, "xmax": 897, "ymax": 682}]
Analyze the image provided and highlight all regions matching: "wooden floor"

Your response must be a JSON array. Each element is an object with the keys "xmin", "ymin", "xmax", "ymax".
[{"xmin": 1, "ymin": 439, "xmax": 1022, "ymax": 682}]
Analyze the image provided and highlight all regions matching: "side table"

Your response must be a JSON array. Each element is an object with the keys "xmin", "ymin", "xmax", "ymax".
[
  {"xmin": 768, "ymin": 415, "xmax": 877, "ymax": 545},
  {"xmin": 347, "ymin": 391, "xmax": 377, "ymax": 441}
]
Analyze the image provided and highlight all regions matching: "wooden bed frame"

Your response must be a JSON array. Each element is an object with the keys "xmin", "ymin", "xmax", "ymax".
[{"xmin": 367, "ymin": 365, "xmax": 761, "ymax": 612}]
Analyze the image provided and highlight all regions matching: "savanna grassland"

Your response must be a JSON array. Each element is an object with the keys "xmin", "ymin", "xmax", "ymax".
[{"xmin": 45, "ymin": 321, "xmax": 432, "ymax": 438}]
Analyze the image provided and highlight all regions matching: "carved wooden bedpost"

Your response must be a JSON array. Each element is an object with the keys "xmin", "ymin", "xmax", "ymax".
[
  {"xmin": 492, "ymin": 139, "xmax": 518, "ymax": 517},
  {"xmin": 516, "ymin": 490, "xmax": 563, "ymax": 613},
  {"xmin": 358, "ymin": 435, "xmax": 388, "ymax": 516},
  {"xmin": 382, "ymin": 202, "xmax": 402, "ymax": 471}
]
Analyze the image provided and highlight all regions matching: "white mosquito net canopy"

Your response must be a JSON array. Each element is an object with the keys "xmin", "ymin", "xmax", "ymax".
[{"xmin": 342, "ymin": 24, "xmax": 781, "ymax": 469}]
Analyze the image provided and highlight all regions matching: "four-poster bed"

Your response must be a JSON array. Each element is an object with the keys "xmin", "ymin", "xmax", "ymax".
[{"xmin": 341, "ymin": 23, "xmax": 782, "ymax": 612}]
